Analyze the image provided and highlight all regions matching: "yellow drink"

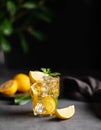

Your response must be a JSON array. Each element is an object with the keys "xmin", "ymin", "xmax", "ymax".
[{"xmin": 30, "ymin": 75, "xmax": 60, "ymax": 116}]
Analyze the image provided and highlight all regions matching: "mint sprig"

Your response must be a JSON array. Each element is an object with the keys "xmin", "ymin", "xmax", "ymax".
[
  {"xmin": 14, "ymin": 93, "xmax": 31, "ymax": 105},
  {"xmin": 40, "ymin": 68, "xmax": 61, "ymax": 76}
]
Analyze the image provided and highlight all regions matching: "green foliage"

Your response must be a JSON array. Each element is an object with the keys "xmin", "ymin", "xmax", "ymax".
[
  {"xmin": 0, "ymin": 0, "xmax": 52, "ymax": 53},
  {"xmin": 41, "ymin": 68, "xmax": 61, "ymax": 76},
  {"xmin": 14, "ymin": 93, "xmax": 31, "ymax": 105}
]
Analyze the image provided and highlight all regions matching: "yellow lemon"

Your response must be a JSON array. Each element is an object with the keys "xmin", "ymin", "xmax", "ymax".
[
  {"xmin": 29, "ymin": 71, "xmax": 48, "ymax": 84},
  {"xmin": 40, "ymin": 96, "xmax": 56, "ymax": 115},
  {"xmin": 0, "ymin": 79, "xmax": 18, "ymax": 96},
  {"xmin": 55, "ymin": 105, "xmax": 75, "ymax": 119},
  {"xmin": 13, "ymin": 73, "xmax": 30, "ymax": 93}
]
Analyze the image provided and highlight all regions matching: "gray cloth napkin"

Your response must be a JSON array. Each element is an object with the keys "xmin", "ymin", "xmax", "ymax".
[
  {"xmin": 62, "ymin": 76, "xmax": 101, "ymax": 118},
  {"xmin": 62, "ymin": 76, "xmax": 101, "ymax": 102}
]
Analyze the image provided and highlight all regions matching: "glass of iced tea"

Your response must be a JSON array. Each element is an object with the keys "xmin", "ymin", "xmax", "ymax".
[{"xmin": 29, "ymin": 70, "xmax": 60, "ymax": 116}]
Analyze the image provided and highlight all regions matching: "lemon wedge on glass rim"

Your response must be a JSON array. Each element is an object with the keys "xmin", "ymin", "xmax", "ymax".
[
  {"xmin": 55, "ymin": 105, "xmax": 75, "ymax": 119},
  {"xmin": 29, "ymin": 71, "xmax": 48, "ymax": 84}
]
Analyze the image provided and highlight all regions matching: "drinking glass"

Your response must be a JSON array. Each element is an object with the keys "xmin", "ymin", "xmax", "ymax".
[{"xmin": 30, "ymin": 75, "xmax": 60, "ymax": 116}]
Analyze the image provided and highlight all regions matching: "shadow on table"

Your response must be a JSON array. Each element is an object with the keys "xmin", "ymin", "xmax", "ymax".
[{"xmin": 88, "ymin": 103, "xmax": 101, "ymax": 119}]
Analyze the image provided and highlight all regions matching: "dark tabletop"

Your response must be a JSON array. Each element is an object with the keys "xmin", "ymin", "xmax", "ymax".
[
  {"xmin": 0, "ymin": 99, "xmax": 101, "ymax": 130},
  {"xmin": 0, "ymin": 65, "xmax": 101, "ymax": 130}
]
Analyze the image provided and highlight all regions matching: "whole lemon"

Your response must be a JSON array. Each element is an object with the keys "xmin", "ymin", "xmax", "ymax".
[{"xmin": 14, "ymin": 73, "xmax": 30, "ymax": 93}]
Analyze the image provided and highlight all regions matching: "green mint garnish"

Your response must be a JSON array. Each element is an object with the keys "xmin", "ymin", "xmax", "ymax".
[
  {"xmin": 14, "ymin": 93, "xmax": 31, "ymax": 105},
  {"xmin": 40, "ymin": 68, "xmax": 60, "ymax": 76}
]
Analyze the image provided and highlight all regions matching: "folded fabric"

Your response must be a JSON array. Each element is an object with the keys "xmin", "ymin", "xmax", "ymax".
[
  {"xmin": 61, "ymin": 76, "xmax": 101, "ymax": 118},
  {"xmin": 61, "ymin": 76, "xmax": 101, "ymax": 102}
]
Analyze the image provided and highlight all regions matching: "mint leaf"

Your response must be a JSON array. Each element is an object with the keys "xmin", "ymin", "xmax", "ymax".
[
  {"xmin": 49, "ymin": 72, "xmax": 61, "ymax": 77},
  {"xmin": 40, "ymin": 68, "xmax": 60, "ymax": 76},
  {"xmin": 14, "ymin": 94, "xmax": 31, "ymax": 105}
]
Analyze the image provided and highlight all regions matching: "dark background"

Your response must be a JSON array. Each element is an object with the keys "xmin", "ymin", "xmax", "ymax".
[
  {"xmin": 4, "ymin": 0, "xmax": 100, "ymax": 71},
  {"xmin": 45, "ymin": 0, "xmax": 100, "ymax": 70}
]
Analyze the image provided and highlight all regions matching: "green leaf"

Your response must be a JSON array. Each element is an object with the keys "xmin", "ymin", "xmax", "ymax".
[
  {"xmin": 7, "ymin": 1, "xmax": 16, "ymax": 16},
  {"xmin": 29, "ymin": 29, "xmax": 45, "ymax": 41},
  {"xmin": 55, "ymin": 96, "xmax": 59, "ymax": 107},
  {"xmin": 36, "ymin": 6, "xmax": 52, "ymax": 22},
  {"xmin": 1, "ymin": 19, "xmax": 13, "ymax": 36},
  {"xmin": 49, "ymin": 72, "xmax": 61, "ymax": 77},
  {"xmin": 19, "ymin": 33, "xmax": 29, "ymax": 53},
  {"xmin": 41, "ymin": 68, "xmax": 50, "ymax": 74},
  {"xmin": 0, "ymin": 36, "xmax": 11, "ymax": 52},
  {"xmin": 22, "ymin": 2, "xmax": 38, "ymax": 9},
  {"xmin": 35, "ymin": 12, "xmax": 51, "ymax": 22},
  {"xmin": 40, "ymin": 68, "xmax": 61, "ymax": 76},
  {"xmin": 14, "ymin": 94, "xmax": 31, "ymax": 105}
]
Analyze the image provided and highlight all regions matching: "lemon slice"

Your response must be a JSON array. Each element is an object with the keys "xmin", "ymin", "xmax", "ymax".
[
  {"xmin": 29, "ymin": 71, "xmax": 48, "ymax": 84},
  {"xmin": 41, "ymin": 96, "xmax": 56, "ymax": 115},
  {"xmin": 0, "ymin": 79, "xmax": 18, "ymax": 96},
  {"xmin": 55, "ymin": 105, "xmax": 75, "ymax": 119}
]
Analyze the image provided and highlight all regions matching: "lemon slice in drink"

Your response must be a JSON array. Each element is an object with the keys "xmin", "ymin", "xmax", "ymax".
[
  {"xmin": 41, "ymin": 96, "xmax": 56, "ymax": 115},
  {"xmin": 55, "ymin": 105, "xmax": 75, "ymax": 119},
  {"xmin": 29, "ymin": 71, "xmax": 48, "ymax": 84},
  {"xmin": 0, "ymin": 79, "xmax": 18, "ymax": 96}
]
